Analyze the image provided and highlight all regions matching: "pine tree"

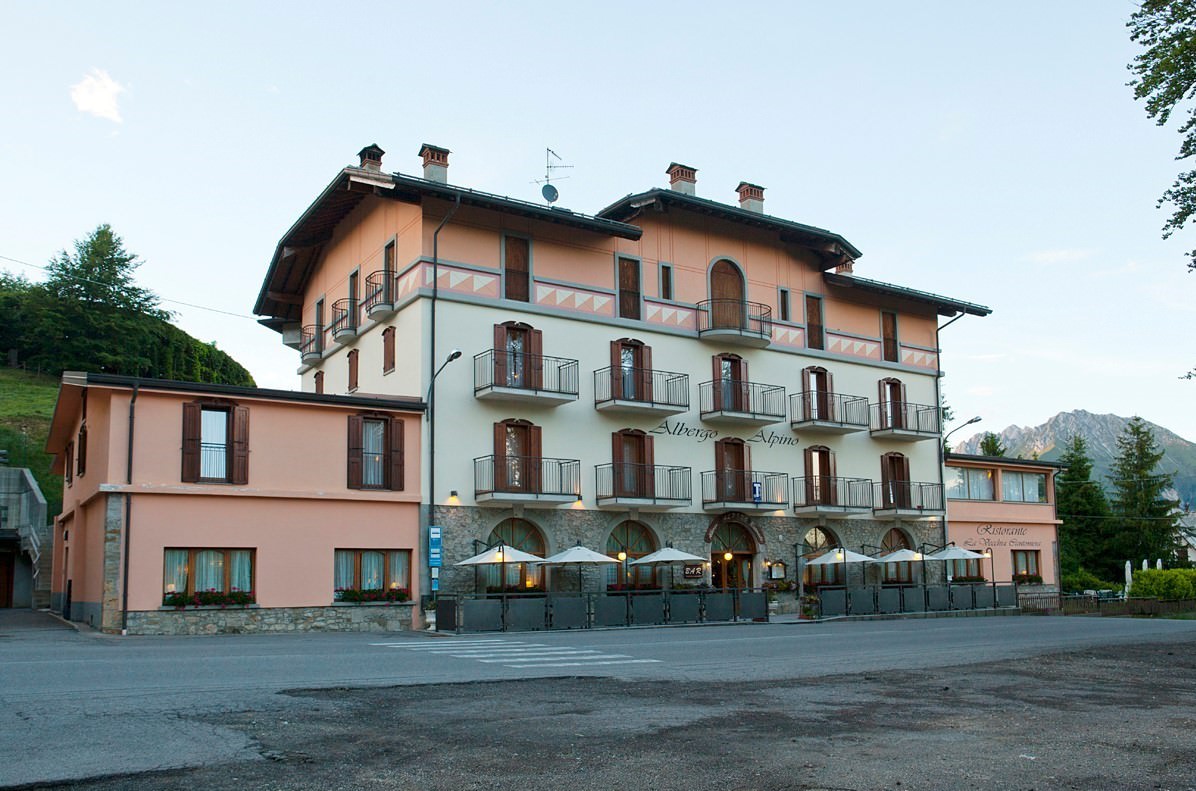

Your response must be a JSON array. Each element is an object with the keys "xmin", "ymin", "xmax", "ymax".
[
  {"xmin": 1055, "ymin": 435, "xmax": 1112, "ymax": 576},
  {"xmin": 979, "ymin": 432, "xmax": 1007, "ymax": 456},
  {"xmin": 1107, "ymin": 417, "xmax": 1182, "ymax": 572}
]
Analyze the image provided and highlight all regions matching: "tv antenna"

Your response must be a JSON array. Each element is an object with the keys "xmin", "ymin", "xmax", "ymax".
[{"xmin": 532, "ymin": 147, "xmax": 572, "ymax": 203}]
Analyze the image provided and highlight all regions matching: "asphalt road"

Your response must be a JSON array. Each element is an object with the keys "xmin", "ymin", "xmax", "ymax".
[{"xmin": 2, "ymin": 611, "xmax": 1196, "ymax": 789}]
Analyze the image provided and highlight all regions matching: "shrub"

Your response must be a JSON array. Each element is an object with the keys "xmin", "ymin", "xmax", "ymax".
[
  {"xmin": 1061, "ymin": 568, "xmax": 1120, "ymax": 594},
  {"xmin": 336, "ymin": 587, "xmax": 410, "ymax": 603},
  {"xmin": 1129, "ymin": 569, "xmax": 1196, "ymax": 600},
  {"xmin": 1012, "ymin": 573, "xmax": 1044, "ymax": 585}
]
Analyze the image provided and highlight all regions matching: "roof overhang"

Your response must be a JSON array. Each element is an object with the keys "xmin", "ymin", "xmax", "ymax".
[{"xmin": 822, "ymin": 272, "xmax": 992, "ymax": 318}]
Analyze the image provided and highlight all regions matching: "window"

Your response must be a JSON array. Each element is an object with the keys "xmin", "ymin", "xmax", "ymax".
[
  {"xmin": 806, "ymin": 295, "xmax": 824, "ymax": 351},
  {"xmin": 1012, "ymin": 550, "xmax": 1041, "ymax": 577},
  {"xmin": 504, "ymin": 236, "xmax": 530, "ymax": 302},
  {"xmin": 348, "ymin": 270, "xmax": 359, "ymax": 319},
  {"xmin": 802, "ymin": 445, "xmax": 836, "ymax": 505},
  {"xmin": 612, "ymin": 429, "xmax": 655, "ymax": 498},
  {"xmin": 76, "ymin": 426, "xmax": 87, "ymax": 477},
  {"xmin": 877, "ymin": 377, "xmax": 906, "ymax": 429},
  {"xmin": 181, "ymin": 402, "xmax": 249, "ymax": 484},
  {"xmin": 800, "ymin": 366, "xmax": 834, "ymax": 421},
  {"xmin": 802, "ymin": 526, "xmax": 842, "ymax": 587},
  {"xmin": 610, "ymin": 338, "xmax": 652, "ymax": 401},
  {"xmin": 493, "ymin": 418, "xmax": 542, "ymax": 493},
  {"xmin": 778, "ymin": 288, "xmax": 790, "ymax": 322},
  {"xmin": 1002, "ymin": 471, "xmax": 1047, "ymax": 503},
  {"xmin": 347, "ymin": 414, "xmax": 404, "ymax": 490},
  {"xmin": 881, "ymin": 311, "xmax": 898, "ymax": 363},
  {"xmin": 382, "ymin": 326, "xmax": 396, "ymax": 374},
  {"xmin": 712, "ymin": 353, "xmax": 747, "ymax": 412},
  {"xmin": 347, "ymin": 349, "xmax": 359, "ymax": 391},
  {"xmin": 606, "ymin": 521, "xmax": 658, "ymax": 589},
  {"xmin": 950, "ymin": 558, "xmax": 983, "ymax": 580},
  {"xmin": 945, "ymin": 467, "xmax": 995, "ymax": 500},
  {"xmin": 314, "ymin": 370, "xmax": 324, "ymax": 394},
  {"xmin": 714, "ymin": 437, "xmax": 749, "ymax": 501},
  {"xmin": 334, "ymin": 549, "xmax": 411, "ymax": 597},
  {"xmin": 485, "ymin": 518, "xmax": 545, "ymax": 591},
  {"xmin": 881, "ymin": 528, "xmax": 913, "ymax": 583},
  {"xmin": 618, "ymin": 257, "xmax": 640, "ymax": 320},
  {"xmin": 879, "ymin": 451, "xmax": 911, "ymax": 508},
  {"xmin": 659, "ymin": 264, "xmax": 673, "ymax": 301},
  {"xmin": 493, "ymin": 322, "xmax": 543, "ymax": 389},
  {"xmin": 163, "ymin": 548, "xmax": 254, "ymax": 598},
  {"xmin": 64, "ymin": 441, "xmax": 74, "ymax": 486}
]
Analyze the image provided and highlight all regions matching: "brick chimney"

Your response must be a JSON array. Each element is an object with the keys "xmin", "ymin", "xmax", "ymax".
[
  {"xmin": 736, "ymin": 182, "xmax": 765, "ymax": 213},
  {"xmin": 666, "ymin": 162, "xmax": 697, "ymax": 196},
  {"xmin": 419, "ymin": 143, "xmax": 451, "ymax": 183},
  {"xmin": 357, "ymin": 143, "xmax": 385, "ymax": 172}
]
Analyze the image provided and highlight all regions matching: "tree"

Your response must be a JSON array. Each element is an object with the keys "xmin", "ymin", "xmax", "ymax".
[
  {"xmin": 1055, "ymin": 435, "xmax": 1112, "ymax": 576},
  {"xmin": 1107, "ymin": 417, "xmax": 1182, "ymax": 572},
  {"xmin": 978, "ymin": 432, "xmax": 1007, "ymax": 457}
]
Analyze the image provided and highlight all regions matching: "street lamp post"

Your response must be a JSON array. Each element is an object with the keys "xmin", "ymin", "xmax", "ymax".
[{"xmin": 425, "ymin": 349, "xmax": 462, "ymax": 609}]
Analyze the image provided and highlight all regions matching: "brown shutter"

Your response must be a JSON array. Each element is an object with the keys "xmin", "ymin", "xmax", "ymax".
[
  {"xmin": 314, "ymin": 371, "xmax": 324, "ymax": 394},
  {"xmin": 612, "ymin": 431, "xmax": 626, "ymax": 497},
  {"xmin": 826, "ymin": 448, "xmax": 838, "ymax": 505},
  {"xmin": 504, "ymin": 237, "xmax": 530, "ymax": 302},
  {"xmin": 388, "ymin": 417, "xmax": 404, "ymax": 491},
  {"xmin": 528, "ymin": 424, "xmax": 543, "ymax": 493},
  {"xmin": 231, "ymin": 406, "xmax": 250, "ymax": 485},
  {"xmin": 738, "ymin": 357, "xmax": 750, "ymax": 413},
  {"xmin": 347, "ymin": 416, "xmax": 364, "ymax": 489},
  {"xmin": 77, "ymin": 426, "xmax": 87, "ymax": 477},
  {"xmin": 643, "ymin": 434, "xmax": 656, "ymax": 498},
  {"xmin": 492, "ymin": 324, "xmax": 508, "ymax": 385},
  {"xmin": 181, "ymin": 402, "xmax": 201, "ymax": 482},
  {"xmin": 493, "ymin": 421, "xmax": 507, "ymax": 492},
  {"xmin": 824, "ymin": 369, "xmax": 836, "ymax": 422},
  {"xmin": 711, "ymin": 356, "xmax": 723, "ymax": 411},
  {"xmin": 65, "ymin": 442, "xmax": 73, "ymax": 485},
  {"xmin": 803, "ymin": 446, "xmax": 815, "ymax": 504},
  {"xmin": 640, "ymin": 344, "xmax": 654, "ymax": 402},
  {"xmin": 383, "ymin": 327, "xmax": 395, "ymax": 373},
  {"xmin": 800, "ymin": 366, "xmax": 814, "ymax": 421},
  {"xmin": 878, "ymin": 379, "xmax": 889, "ymax": 429},
  {"xmin": 611, "ymin": 431, "xmax": 625, "ymax": 465},
  {"xmin": 528, "ymin": 328, "xmax": 544, "ymax": 389},
  {"xmin": 610, "ymin": 340, "xmax": 623, "ymax": 400},
  {"xmin": 348, "ymin": 350, "xmax": 359, "ymax": 392}
]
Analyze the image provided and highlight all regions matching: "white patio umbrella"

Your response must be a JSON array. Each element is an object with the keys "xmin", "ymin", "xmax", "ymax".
[
  {"xmin": 455, "ymin": 544, "xmax": 545, "ymax": 597},
  {"xmin": 629, "ymin": 546, "xmax": 709, "ymax": 588},
  {"xmin": 805, "ymin": 547, "xmax": 876, "ymax": 565},
  {"xmin": 925, "ymin": 546, "xmax": 985, "ymax": 561},
  {"xmin": 875, "ymin": 548, "xmax": 924, "ymax": 564},
  {"xmin": 535, "ymin": 545, "xmax": 618, "ymax": 592},
  {"xmin": 1125, "ymin": 560, "xmax": 1133, "ymax": 595}
]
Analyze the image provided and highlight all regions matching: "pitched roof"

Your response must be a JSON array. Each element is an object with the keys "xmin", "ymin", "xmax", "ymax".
[{"xmin": 823, "ymin": 272, "xmax": 992, "ymax": 318}]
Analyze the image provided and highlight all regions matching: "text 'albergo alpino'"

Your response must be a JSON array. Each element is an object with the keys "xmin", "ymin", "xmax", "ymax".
[{"xmin": 650, "ymin": 420, "xmax": 799, "ymax": 448}]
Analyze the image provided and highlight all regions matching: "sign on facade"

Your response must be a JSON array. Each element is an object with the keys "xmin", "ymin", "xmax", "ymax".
[{"xmin": 429, "ymin": 525, "xmax": 443, "ymax": 568}]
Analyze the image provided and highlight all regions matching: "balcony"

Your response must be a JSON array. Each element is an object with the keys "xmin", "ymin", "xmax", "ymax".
[
  {"xmin": 869, "ymin": 401, "xmax": 941, "ymax": 441},
  {"xmin": 792, "ymin": 476, "xmax": 874, "ymax": 516},
  {"xmin": 362, "ymin": 270, "xmax": 396, "ymax": 319},
  {"xmin": 789, "ymin": 391, "xmax": 869, "ymax": 434},
  {"xmin": 696, "ymin": 299, "xmax": 773, "ymax": 348},
  {"xmin": 329, "ymin": 298, "xmax": 359, "ymax": 344},
  {"xmin": 872, "ymin": 481, "xmax": 945, "ymax": 519},
  {"xmin": 699, "ymin": 380, "xmax": 786, "ymax": 426},
  {"xmin": 593, "ymin": 367, "xmax": 689, "ymax": 416},
  {"xmin": 299, "ymin": 325, "xmax": 323, "ymax": 363},
  {"xmin": 474, "ymin": 349, "xmax": 579, "ymax": 406},
  {"xmin": 474, "ymin": 455, "xmax": 581, "ymax": 506},
  {"xmin": 700, "ymin": 470, "xmax": 788, "ymax": 512},
  {"xmin": 595, "ymin": 463, "xmax": 692, "ymax": 510}
]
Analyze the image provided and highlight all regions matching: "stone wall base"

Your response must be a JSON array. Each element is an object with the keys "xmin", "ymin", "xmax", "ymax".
[{"xmin": 125, "ymin": 604, "xmax": 415, "ymax": 635}]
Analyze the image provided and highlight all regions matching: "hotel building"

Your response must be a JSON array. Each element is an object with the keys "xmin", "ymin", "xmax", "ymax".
[{"xmin": 254, "ymin": 144, "xmax": 991, "ymax": 597}]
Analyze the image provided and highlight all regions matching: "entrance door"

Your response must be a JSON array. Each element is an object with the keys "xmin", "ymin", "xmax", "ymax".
[
  {"xmin": 710, "ymin": 260, "xmax": 746, "ymax": 329},
  {"xmin": 710, "ymin": 522, "xmax": 755, "ymax": 590},
  {"xmin": 715, "ymin": 438, "xmax": 747, "ymax": 502},
  {"xmin": 0, "ymin": 551, "xmax": 13, "ymax": 608}
]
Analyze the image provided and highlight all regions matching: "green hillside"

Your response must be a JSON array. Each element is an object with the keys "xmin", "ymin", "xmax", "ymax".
[{"xmin": 0, "ymin": 368, "xmax": 63, "ymax": 517}]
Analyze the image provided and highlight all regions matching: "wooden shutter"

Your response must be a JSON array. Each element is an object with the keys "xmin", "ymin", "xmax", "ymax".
[
  {"xmin": 493, "ymin": 421, "xmax": 507, "ymax": 492},
  {"xmin": 504, "ymin": 237, "xmax": 530, "ymax": 302},
  {"xmin": 825, "ymin": 369, "xmax": 836, "ymax": 422},
  {"xmin": 528, "ymin": 328, "xmax": 544, "ymax": 389},
  {"xmin": 611, "ymin": 431, "xmax": 626, "ymax": 497},
  {"xmin": 65, "ymin": 442, "xmax": 73, "ymax": 485},
  {"xmin": 528, "ymin": 423, "xmax": 543, "ymax": 493},
  {"xmin": 643, "ymin": 434, "xmax": 656, "ymax": 498},
  {"xmin": 348, "ymin": 350, "xmax": 359, "ymax": 391},
  {"xmin": 383, "ymin": 327, "xmax": 395, "ymax": 373},
  {"xmin": 76, "ymin": 426, "xmax": 87, "ymax": 477},
  {"xmin": 711, "ymin": 356, "xmax": 723, "ymax": 411},
  {"xmin": 492, "ymin": 324, "xmax": 508, "ymax": 385},
  {"xmin": 737, "ymin": 357, "xmax": 749, "ymax": 413},
  {"xmin": 181, "ymin": 402, "xmax": 202, "ymax": 483},
  {"xmin": 618, "ymin": 258, "xmax": 640, "ymax": 320},
  {"xmin": 231, "ymin": 406, "xmax": 250, "ymax": 485},
  {"xmin": 314, "ymin": 371, "xmax": 324, "ymax": 394},
  {"xmin": 803, "ymin": 446, "xmax": 816, "ymax": 504},
  {"xmin": 882, "ymin": 311, "xmax": 898, "ymax": 362},
  {"xmin": 347, "ymin": 415, "xmax": 364, "ymax": 489},
  {"xmin": 640, "ymin": 344, "xmax": 653, "ymax": 402},
  {"xmin": 388, "ymin": 417, "xmax": 404, "ymax": 491},
  {"xmin": 878, "ymin": 379, "xmax": 891, "ymax": 429},
  {"xmin": 610, "ymin": 341, "xmax": 623, "ymax": 400},
  {"xmin": 800, "ymin": 366, "xmax": 815, "ymax": 421}
]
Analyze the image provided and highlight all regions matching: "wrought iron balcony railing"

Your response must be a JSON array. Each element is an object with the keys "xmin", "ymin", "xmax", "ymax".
[
  {"xmin": 700, "ymin": 470, "xmax": 788, "ymax": 506},
  {"xmin": 696, "ymin": 299, "xmax": 773, "ymax": 340},
  {"xmin": 299, "ymin": 324, "xmax": 323, "ymax": 360},
  {"xmin": 474, "ymin": 455, "xmax": 581, "ymax": 498},
  {"xmin": 789, "ymin": 391, "xmax": 869, "ymax": 427},
  {"xmin": 869, "ymin": 401, "xmax": 941, "ymax": 434},
  {"xmin": 329, "ymin": 298, "xmax": 359, "ymax": 338},
  {"xmin": 593, "ymin": 366, "xmax": 689, "ymax": 409},
  {"xmin": 791, "ymin": 476, "xmax": 874, "ymax": 509},
  {"xmin": 595, "ymin": 463, "xmax": 692, "ymax": 504},
  {"xmin": 873, "ymin": 481, "xmax": 944, "ymax": 511},
  {"xmin": 699, "ymin": 380, "xmax": 786, "ymax": 420},
  {"xmin": 474, "ymin": 349, "xmax": 579, "ymax": 397},
  {"xmin": 362, "ymin": 270, "xmax": 396, "ymax": 314}
]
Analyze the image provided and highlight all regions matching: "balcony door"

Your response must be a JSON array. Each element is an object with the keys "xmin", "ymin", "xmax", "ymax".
[
  {"xmin": 715, "ymin": 437, "xmax": 748, "ymax": 501},
  {"xmin": 710, "ymin": 259, "xmax": 746, "ymax": 329},
  {"xmin": 803, "ymin": 366, "xmax": 833, "ymax": 421},
  {"xmin": 611, "ymin": 339, "xmax": 652, "ymax": 402},
  {"xmin": 804, "ymin": 445, "xmax": 837, "ymax": 505},
  {"xmin": 613, "ymin": 429, "xmax": 655, "ymax": 498},
  {"xmin": 879, "ymin": 378, "xmax": 906, "ymax": 429},
  {"xmin": 880, "ymin": 452, "xmax": 911, "ymax": 508},
  {"xmin": 495, "ymin": 419, "xmax": 541, "ymax": 493},
  {"xmin": 494, "ymin": 322, "xmax": 542, "ymax": 389},
  {"xmin": 713, "ymin": 354, "xmax": 747, "ymax": 412}
]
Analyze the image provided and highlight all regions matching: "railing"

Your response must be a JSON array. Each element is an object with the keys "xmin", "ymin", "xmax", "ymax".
[
  {"xmin": 790, "ymin": 391, "xmax": 869, "ymax": 427},
  {"xmin": 474, "ymin": 349, "xmax": 579, "ymax": 397},
  {"xmin": 474, "ymin": 455, "xmax": 580, "ymax": 497},
  {"xmin": 299, "ymin": 324, "xmax": 323, "ymax": 359},
  {"xmin": 199, "ymin": 443, "xmax": 229, "ymax": 481},
  {"xmin": 792, "ymin": 476, "xmax": 874, "ymax": 509},
  {"xmin": 696, "ymin": 299, "xmax": 773, "ymax": 339},
  {"xmin": 362, "ymin": 270, "xmax": 394, "ymax": 313},
  {"xmin": 330, "ymin": 298, "xmax": 358, "ymax": 336},
  {"xmin": 869, "ymin": 401, "xmax": 941, "ymax": 434},
  {"xmin": 593, "ymin": 366, "xmax": 689, "ymax": 408},
  {"xmin": 700, "ymin": 470, "xmax": 788, "ymax": 505},
  {"xmin": 595, "ymin": 463, "xmax": 692, "ymax": 503},
  {"xmin": 699, "ymin": 380, "xmax": 786, "ymax": 419},
  {"xmin": 872, "ymin": 481, "xmax": 944, "ymax": 511},
  {"xmin": 817, "ymin": 583, "xmax": 1017, "ymax": 616}
]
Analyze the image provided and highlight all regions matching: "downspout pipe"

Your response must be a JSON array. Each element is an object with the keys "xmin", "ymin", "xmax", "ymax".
[
  {"xmin": 120, "ymin": 381, "xmax": 139, "ymax": 635},
  {"xmin": 934, "ymin": 311, "xmax": 968, "ymax": 579},
  {"xmin": 426, "ymin": 195, "xmax": 462, "ymax": 608}
]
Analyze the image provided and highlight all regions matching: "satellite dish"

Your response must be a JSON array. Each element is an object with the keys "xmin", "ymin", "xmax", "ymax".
[{"xmin": 542, "ymin": 183, "xmax": 559, "ymax": 203}]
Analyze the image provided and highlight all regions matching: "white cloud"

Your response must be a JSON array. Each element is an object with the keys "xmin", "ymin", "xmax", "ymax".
[
  {"xmin": 1024, "ymin": 248, "xmax": 1095, "ymax": 265},
  {"xmin": 70, "ymin": 68, "xmax": 126, "ymax": 123}
]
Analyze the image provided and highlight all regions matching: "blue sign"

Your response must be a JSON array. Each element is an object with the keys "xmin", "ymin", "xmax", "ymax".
[
  {"xmin": 751, "ymin": 481, "xmax": 762, "ymax": 503},
  {"xmin": 429, "ymin": 525, "xmax": 443, "ymax": 568},
  {"xmin": 431, "ymin": 578, "xmax": 439, "ymax": 592}
]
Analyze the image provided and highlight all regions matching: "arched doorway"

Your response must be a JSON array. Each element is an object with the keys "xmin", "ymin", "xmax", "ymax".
[
  {"xmin": 709, "ymin": 260, "xmax": 746, "ymax": 329},
  {"xmin": 606, "ymin": 521, "xmax": 658, "ymax": 590},
  {"xmin": 801, "ymin": 526, "xmax": 843, "ymax": 587},
  {"xmin": 710, "ymin": 521, "xmax": 755, "ymax": 590},
  {"xmin": 881, "ymin": 527, "xmax": 913, "ymax": 583},
  {"xmin": 485, "ymin": 518, "xmax": 546, "ymax": 592}
]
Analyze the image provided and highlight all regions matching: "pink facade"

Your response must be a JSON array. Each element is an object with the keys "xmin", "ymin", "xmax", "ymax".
[
  {"xmin": 46, "ymin": 374, "xmax": 424, "ymax": 634},
  {"xmin": 945, "ymin": 454, "xmax": 1062, "ymax": 588}
]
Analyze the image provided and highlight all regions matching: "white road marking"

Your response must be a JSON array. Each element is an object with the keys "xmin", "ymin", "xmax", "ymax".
[
  {"xmin": 505, "ymin": 659, "xmax": 662, "ymax": 668},
  {"xmin": 377, "ymin": 639, "xmax": 660, "ymax": 669}
]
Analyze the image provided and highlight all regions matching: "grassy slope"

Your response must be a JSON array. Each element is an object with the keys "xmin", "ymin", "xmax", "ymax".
[{"xmin": 0, "ymin": 368, "xmax": 62, "ymax": 517}]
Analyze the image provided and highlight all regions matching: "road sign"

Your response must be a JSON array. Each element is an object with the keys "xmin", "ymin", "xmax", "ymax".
[
  {"xmin": 751, "ymin": 481, "xmax": 762, "ymax": 503},
  {"xmin": 429, "ymin": 525, "xmax": 443, "ymax": 568}
]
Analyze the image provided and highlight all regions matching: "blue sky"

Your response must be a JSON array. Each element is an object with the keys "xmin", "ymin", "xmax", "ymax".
[{"xmin": 1, "ymin": 1, "xmax": 1191, "ymax": 441}]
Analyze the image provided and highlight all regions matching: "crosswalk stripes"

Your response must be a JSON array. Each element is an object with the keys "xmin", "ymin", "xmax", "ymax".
[{"xmin": 368, "ymin": 638, "xmax": 662, "ymax": 668}]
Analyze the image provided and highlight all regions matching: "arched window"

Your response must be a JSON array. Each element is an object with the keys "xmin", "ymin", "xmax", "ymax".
[
  {"xmin": 801, "ymin": 526, "xmax": 842, "ymax": 587},
  {"xmin": 484, "ymin": 518, "xmax": 546, "ymax": 592},
  {"xmin": 709, "ymin": 260, "xmax": 746, "ymax": 329},
  {"xmin": 881, "ymin": 528, "xmax": 913, "ymax": 584},
  {"xmin": 711, "ymin": 353, "xmax": 747, "ymax": 411},
  {"xmin": 610, "ymin": 338, "xmax": 652, "ymax": 401},
  {"xmin": 606, "ymin": 521, "xmax": 659, "ymax": 589}
]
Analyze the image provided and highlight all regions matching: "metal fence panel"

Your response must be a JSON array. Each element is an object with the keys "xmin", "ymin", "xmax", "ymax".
[
  {"xmin": 549, "ymin": 596, "xmax": 587, "ymax": 630},
  {"xmin": 739, "ymin": 591, "xmax": 767, "ymax": 620},
  {"xmin": 974, "ymin": 586, "xmax": 996, "ymax": 609},
  {"xmin": 820, "ymin": 588, "xmax": 847, "ymax": 617},
  {"xmin": 632, "ymin": 593, "xmax": 666, "ymax": 625},
  {"xmin": 508, "ymin": 598, "xmax": 547, "ymax": 630},
  {"xmin": 704, "ymin": 592, "xmax": 734, "ymax": 621},
  {"xmin": 435, "ymin": 598, "xmax": 457, "ymax": 632},
  {"xmin": 462, "ymin": 598, "xmax": 503, "ymax": 632},
  {"xmin": 950, "ymin": 585, "xmax": 975, "ymax": 610},
  {"xmin": 669, "ymin": 592, "xmax": 701, "ymax": 623},
  {"xmin": 594, "ymin": 594, "xmax": 629, "ymax": 627},
  {"xmin": 926, "ymin": 586, "xmax": 950, "ymax": 611},
  {"xmin": 995, "ymin": 585, "xmax": 1017, "ymax": 607},
  {"xmin": 902, "ymin": 587, "xmax": 926, "ymax": 613},
  {"xmin": 848, "ymin": 587, "xmax": 876, "ymax": 615},
  {"xmin": 877, "ymin": 587, "xmax": 902, "ymax": 614}
]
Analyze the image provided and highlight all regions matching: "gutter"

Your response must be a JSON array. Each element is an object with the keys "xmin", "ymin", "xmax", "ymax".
[{"xmin": 120, "ymin": 381, "xmax": 139, "ymax": 635}]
